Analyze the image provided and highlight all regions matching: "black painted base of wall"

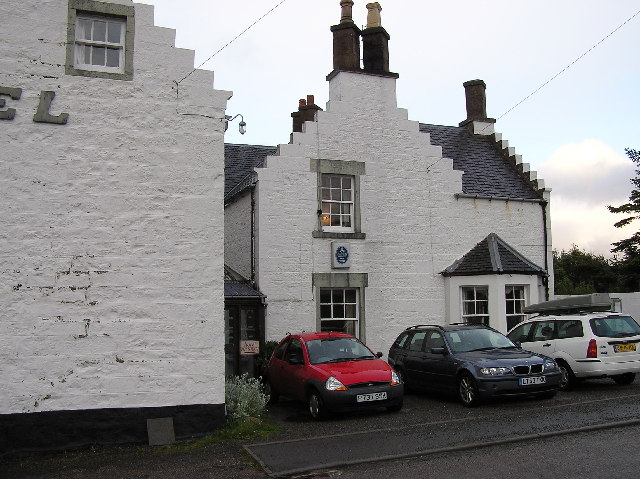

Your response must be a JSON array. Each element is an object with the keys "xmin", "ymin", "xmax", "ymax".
[{"xmin": 0, "ymin": 403, "xmax": 226, "ymax": 457}]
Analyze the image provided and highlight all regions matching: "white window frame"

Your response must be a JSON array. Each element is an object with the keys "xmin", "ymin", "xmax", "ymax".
[
  {"xmin": 320, "ymin": 174, "xmax": 354, "ymax": 233},
  {"xmin": 505, "ymin": 285, "xmax": 526, "ymax": 331},
  {"xmin": 461, "ymin": 286, "xmax": 489, "ymax": 325},
  {"xmin": 74, "ymin": 15, "xmax": 126, "ymax": 73},
  {"xmin": 319, "ymin": 287, "xmax": 359, "ymax": 337}
]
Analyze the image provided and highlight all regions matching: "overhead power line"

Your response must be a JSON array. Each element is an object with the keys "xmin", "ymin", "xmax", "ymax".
[
  {"xmin": 496, "ymin": 8, "xmax": 640, "ymax": 122},
  {"xmin": 177, "ymin": 0, "xmax": 289, "ymax": 84}
]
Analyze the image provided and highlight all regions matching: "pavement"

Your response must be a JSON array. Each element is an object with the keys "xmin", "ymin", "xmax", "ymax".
[{"xmin": 4, "ymin": 383, "xmax": 640, "ymax": 478}]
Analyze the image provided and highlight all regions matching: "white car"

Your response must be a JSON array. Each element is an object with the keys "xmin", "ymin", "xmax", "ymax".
[{"xmin": 507, "ymin": 294, "xmax": 640, "ymax": 390}]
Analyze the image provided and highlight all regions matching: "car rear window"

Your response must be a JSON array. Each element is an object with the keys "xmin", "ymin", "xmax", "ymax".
[{"xmin": 590, "ymin": 315, "xmax": 640, "ymax": 338}]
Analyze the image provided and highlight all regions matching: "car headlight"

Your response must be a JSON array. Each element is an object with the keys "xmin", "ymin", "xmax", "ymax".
[
  {"xmin": 479, "ymin": 367, "xmax": 512, "ymax": 376},
  {"xmin": 325, "ymin": 376, "xmax": 347, "ymax": 391},
  {"xmin": 544, "ymin": 360, "xmax": 558, "ymax": 371},
  {"xmin": 390, "ymin": 370, "xmax": 401, "ymax": 386}
]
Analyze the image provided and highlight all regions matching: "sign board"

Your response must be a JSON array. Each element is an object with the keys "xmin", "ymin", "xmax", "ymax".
[
  {"xmin": 332, "ymin": 242, "xmax": 351, "ymax": 268},
  {"xmin": 240, "ymin": 340, "xmax": 260, "ymax": 355}
]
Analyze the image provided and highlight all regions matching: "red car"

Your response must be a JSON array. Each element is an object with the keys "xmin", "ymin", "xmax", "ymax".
[{"xmin": 265, "ymin": 332, "xmax": 404, "ymax": 420}]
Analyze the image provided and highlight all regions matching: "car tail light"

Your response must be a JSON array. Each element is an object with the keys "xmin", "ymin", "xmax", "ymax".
[{"xmin": 587, "ymin": 339, "xmax": 598, "ymax": 358}]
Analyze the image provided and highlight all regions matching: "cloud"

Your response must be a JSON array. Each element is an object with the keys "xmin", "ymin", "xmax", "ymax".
[
  {"xmin": 538, "ymin": 140, "xmax": 636, "ymax": 256},
  {"xmin": 538, "ymin": 140, "xmax": 633, "ymax": 206}
]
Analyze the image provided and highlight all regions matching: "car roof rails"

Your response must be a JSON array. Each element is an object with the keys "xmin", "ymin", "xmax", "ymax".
[{"xmin": 523, "ymin": 293, "xmax": 613, "ymax": 316}]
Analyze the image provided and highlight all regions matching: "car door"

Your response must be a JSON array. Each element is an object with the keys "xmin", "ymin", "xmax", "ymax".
[
  {"xmin": 401, "ymin": 331, "xmax": 429, "ymax": 388},
  {"xmin": 420, "ymin": 330, "xmax": 456, "ymax": 391},
  {"xmin": 269, "ymin": 338, "xmax": 308, "ymax": 400},
  {"xmin": 519, "ymin": 320, "xmax": 557, "ymax": 356}
]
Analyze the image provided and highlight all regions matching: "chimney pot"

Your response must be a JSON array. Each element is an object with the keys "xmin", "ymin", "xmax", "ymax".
[
  {"xmin": 306, "ymin": 94, "xmax": 315, "ymax": 105},
  {"xmin": 340, "ymin": 0, "xmax": 354, "ymax": 23},
  {"xmin": 366, "ymin": 2, "xmax": 382, "ymax": 28},
  {"xmin": 299, "ymin": 99, "xmax": 307, "ymax": 107}
]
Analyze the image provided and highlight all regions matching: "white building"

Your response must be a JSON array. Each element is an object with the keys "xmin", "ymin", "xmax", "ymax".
[
  {"xmin": 1, "ymin": 0, "xmax": 230, "ymax": 453},
  {"xmin": 224, "ymin": 1, "xmax": 553, "ymax": 359}
]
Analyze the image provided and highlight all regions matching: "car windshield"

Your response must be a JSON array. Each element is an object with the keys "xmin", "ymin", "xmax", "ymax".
[
  {"xmin": 591, "ymin": 316, "xmax": 640, "ymax": 338},
  {"xmin": 444, "ymin": 328, "xmax": 516, "ymax": 353},
  {"xmin": 306, "ymin": 337, "xmax": 376, "ymax": 364}
]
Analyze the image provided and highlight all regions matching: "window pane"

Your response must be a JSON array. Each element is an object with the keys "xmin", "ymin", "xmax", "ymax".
[
  {"xmin": 476, "ymin": 289, "xmax": 488, "ymax": 301},
  {"xmin": 83, "ymin": 45, "xmax": 91, "ymax": 64},
  {"xmin": 91, "ymin": 46, "xmax": 105, "ymax": 65},
  {"xmin": 107, "ymin": 21, "xmax": 122, "ymax": 43},
  {"xmin": 342, "ymin": 189, "xmax": 352, "ymax": 201},
  {"xmin": 332, "ymin": 289, "xmax": 344, "ymax": 302},
  {"xmin": 342, "ymin": 177, "xmax": 351, "ymax": 189},
  {"xmin": 333, "ymin": 304, "xmax": 345, "ymax": 318},
  {"xmin": 78, "ymin": 19, "xmax": 92, "ymax": 40},
  {"xmin": 463, "ymin": 289, "xmax": 475, "ymax": 301},
  {"xmin": 331, "ymin": 203, "xmax": 340, "ymax": 215},
  {"xmin": 320, "ymin": 305, "xmax": 331, "ymax": 318},
  {"xmin": 322, "ymin": 175, "xmax": 330, "ymax": 188},
  {"xmin": 106, "ymin": 48, "xmax": 120, "ymax": 67},
  {"xmin": 345, "ymin": 289, "xmax": 357, "ymax": 303},
  {"xmin": 345, "ymin": 304, "xmax": 356, "ymax": 318},
  {"xmin": 342, "ymin": 215, "xmax": 351, "ymax": 227},
  {"xmin": 321, "ymin": 188, "xmax": 330, "ymax": 200},
  {"xmin": 330, "ymin": 176, "xmax": 341, "ymax": 188},
  {"xmin": 320, "ymin": 289, "xmax": 331, "ymax": 303},
  {"xmin": 93, "ymin": 20, "xmax": 107, "ymax": 42}
]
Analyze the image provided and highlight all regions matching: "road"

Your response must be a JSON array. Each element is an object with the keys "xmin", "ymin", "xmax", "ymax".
[
  {"xmin": 4, "ymin": 378, "xmax": 640, "ymax": 478},
  {"xmin": 253, "ymin": 378, "xmax": 640, "ymax": 477}
]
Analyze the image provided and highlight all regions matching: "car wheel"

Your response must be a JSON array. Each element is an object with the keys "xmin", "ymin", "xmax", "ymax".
[
  {"xmin": 263, "ymin": 379, "xmax": 279, "ymax": 404},
  {"xmin": 387, "ymin": 400, "xmax": 403, "ymax": 413},
  {"xmin": 308, "ymin": 390, "xmax": 327, "ymax": 420},
  {"xmin": 557, "ymin": 360, "xmax": 576, "ymax": 391},
  {"xmin": 612, "ymin": 372, "xmax": 636, "ymax": 385},
  {"xmin": 457, "ymin": 372, "xmax": 480, "ymax": 407}
]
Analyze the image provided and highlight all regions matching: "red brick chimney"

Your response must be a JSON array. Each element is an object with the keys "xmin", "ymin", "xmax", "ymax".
[{"xmin": 291, "ymin": 95, "xmax": 322, "ymax": 133}]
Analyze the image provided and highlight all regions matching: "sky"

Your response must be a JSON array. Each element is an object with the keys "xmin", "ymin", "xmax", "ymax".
[{"xmin": 142, "ymin": 0, "xmax": 639, "ymax": 257}]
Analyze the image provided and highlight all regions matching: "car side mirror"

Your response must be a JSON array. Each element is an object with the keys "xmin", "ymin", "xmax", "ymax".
[
  {"xmin": 287, "ymin": 353, "xmax": 303, "ymax": 365},
  {"xmin": 376, "ymin": 352, "xmax": 384, "ymax": 358},
  {"xmin": 430, "ymin": 347, "xmax": 446, "ymax": 355}
]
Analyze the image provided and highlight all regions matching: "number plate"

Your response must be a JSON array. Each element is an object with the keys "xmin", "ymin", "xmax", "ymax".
[
  {"xmin": 614, "ymin": 343, "xmax": 637, "ymax": 353},
  {"xmin": 356, "ymin": 392, "xmax": 387, "ymax": 402},
  {"xmin": 519, "ymin": 376, "xmax": 546, "ymax": 386}
]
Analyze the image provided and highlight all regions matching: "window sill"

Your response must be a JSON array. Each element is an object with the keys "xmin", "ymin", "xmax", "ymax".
[{"xmin": 313, "ymin": 231, "xmax": 366, "ymax": 240}]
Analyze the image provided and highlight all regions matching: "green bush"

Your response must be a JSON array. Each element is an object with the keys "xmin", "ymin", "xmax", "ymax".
[{"xmin": 225, "ymin": 373, "xmax": 268, "ymax": 422}]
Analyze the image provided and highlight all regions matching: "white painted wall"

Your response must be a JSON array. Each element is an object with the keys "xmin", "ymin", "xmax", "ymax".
[
  {"xmin": 255, "ymin": 70, "xmax": 549, "ymax": 355},
  {"xmin": 1, "ymin": 0, "xmax": 230, "ymax": 414}
]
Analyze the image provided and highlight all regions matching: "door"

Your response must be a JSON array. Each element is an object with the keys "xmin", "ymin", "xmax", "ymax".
[
  {"xmin": 224, "ymin": 305, "xmax": 261, "ymax": 377},
  {"xmin": 520, "ymin": 320, "xmax": 557, "ymax": 356},
  {"xmin": 421, "ymin": 330, "xmax": 456, "ymax": 391}
]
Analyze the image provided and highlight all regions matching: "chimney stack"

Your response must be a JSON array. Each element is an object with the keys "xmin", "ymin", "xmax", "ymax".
[
  {"xmin": 459, "ymin": 79, "xmax": 495, "ymax": 135},
  {"xmin": 291, "ymin": 95, "xmax": 322, "ymax": 133},
  {"xmin": 330, "ymin": 0, "xmax": 361, "ymax": 72},
  {"xmin": 361, "ymin": 2, "xmax": 391, "ymax": 73}
]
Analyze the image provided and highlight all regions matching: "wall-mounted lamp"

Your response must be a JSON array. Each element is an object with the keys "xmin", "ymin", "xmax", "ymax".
[{"xmin": 225, "ymin": 114, "xmax": 247, "ymax": 135}]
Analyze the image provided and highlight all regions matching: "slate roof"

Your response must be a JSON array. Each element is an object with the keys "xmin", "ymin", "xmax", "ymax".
[
  {"xmin": 224, "ymin": 265, "xmax": 264, "ymax": 298},
  {"xmin": 224, "ymin": 126, "xmax": 541, "ymax": 202},
  {"xmin": 441, "ymin": 233, "xmax": 546, "ymax": 277},
  {"xmin": 224, "ymin": 144, "xmax": 277, "ymax": 201},
  {"xmin": 419, "ymin": 124, "xmax": 541, "ymax": 200}
]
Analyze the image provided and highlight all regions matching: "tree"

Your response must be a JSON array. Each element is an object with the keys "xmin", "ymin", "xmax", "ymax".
[
  {"xmin": 608, "ymin": 148, "xmax": 640, "ymax": 291},
  {"xmin": 553, "ymin": 246, "xmax": 618, "ymax": 295},
  {"xmin": 608, "ymin": 148, "xmax": 640, "ymax": 256}
]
